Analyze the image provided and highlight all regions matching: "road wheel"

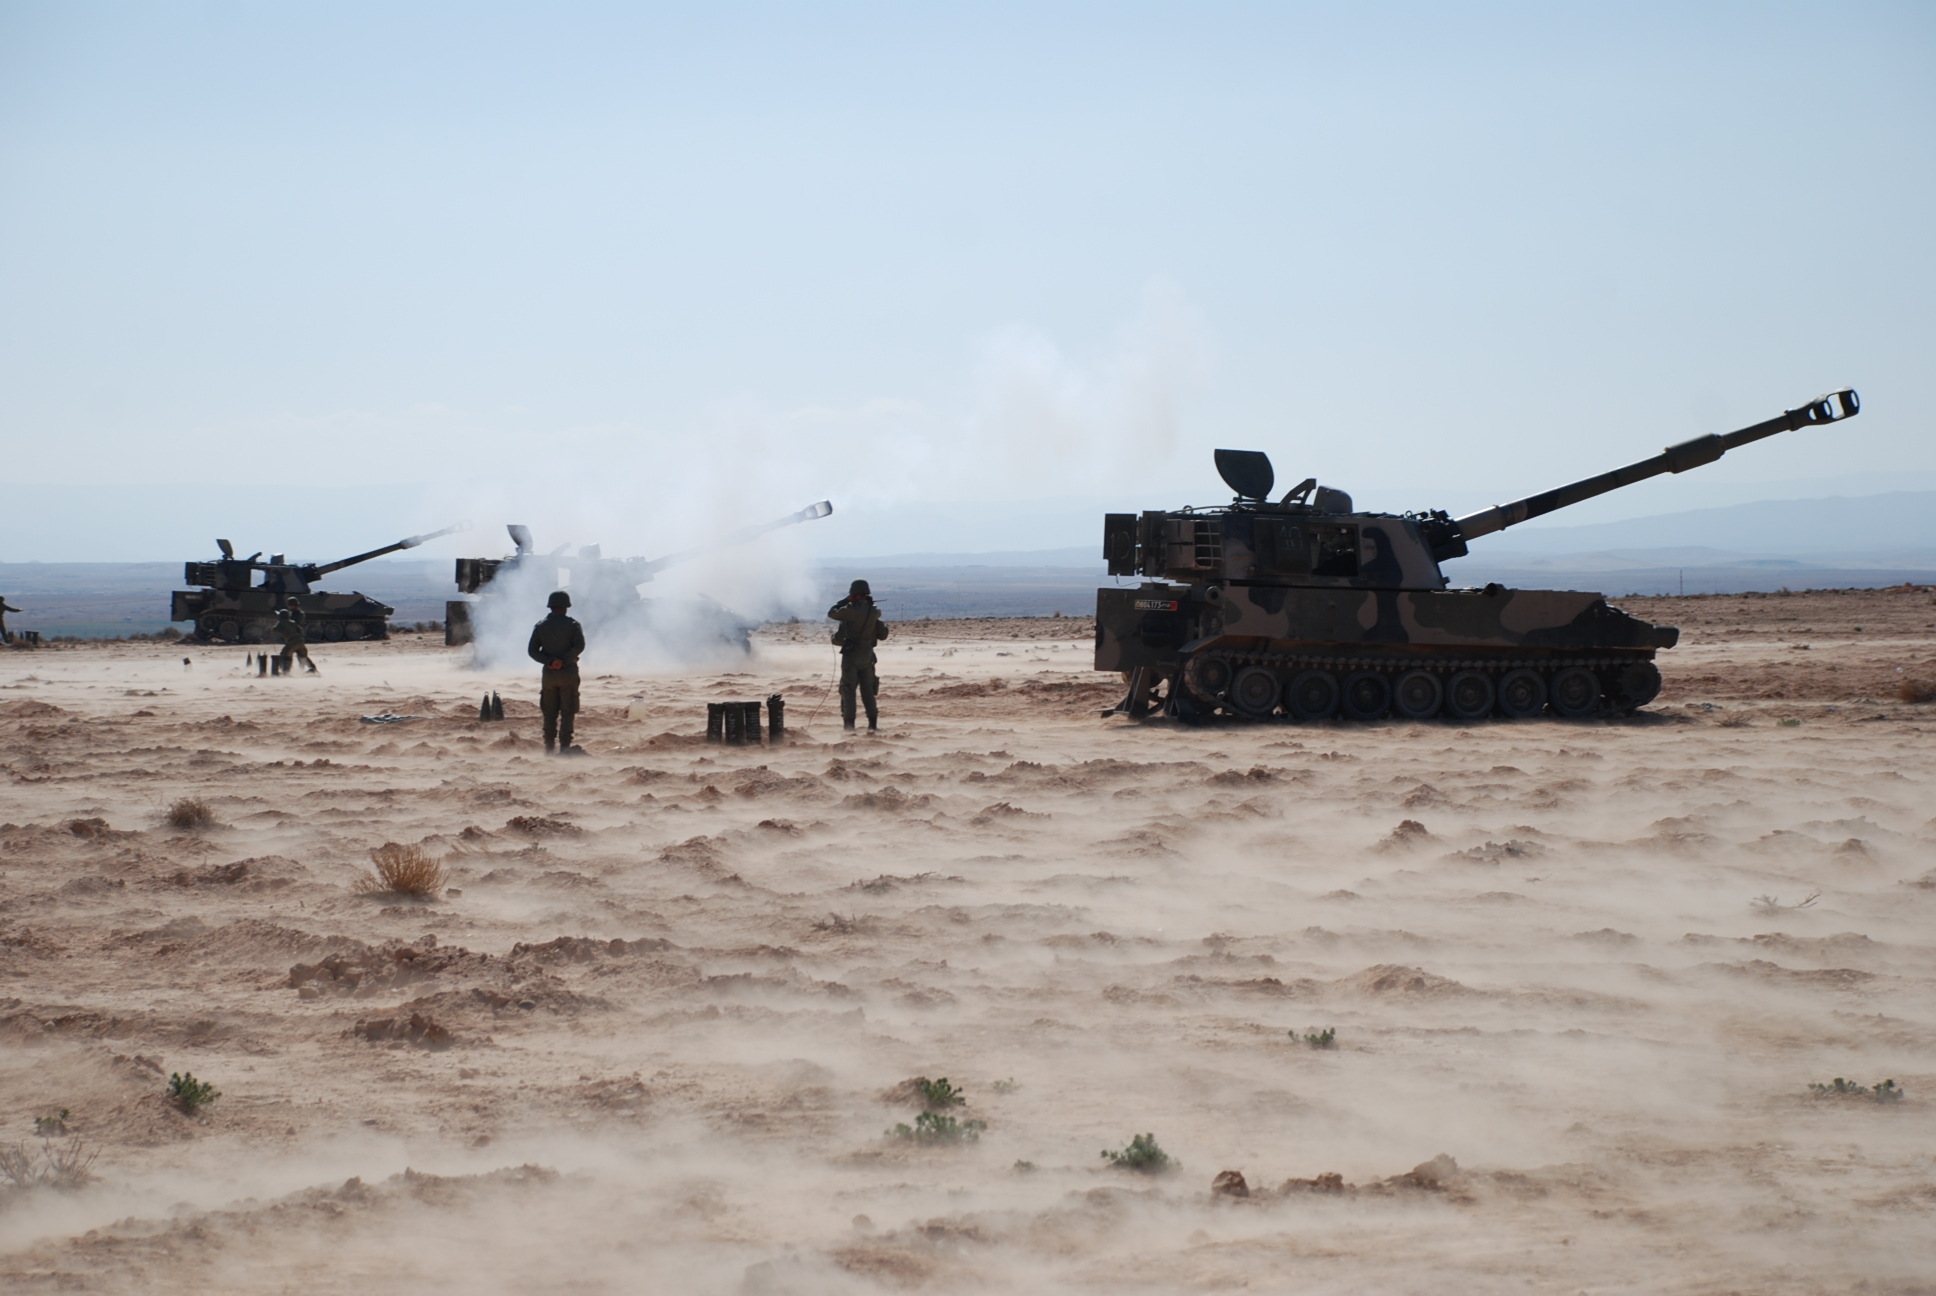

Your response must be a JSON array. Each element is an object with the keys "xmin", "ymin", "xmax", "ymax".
[
  {"xmin": 1392, "ymin": 669, "xmax": 1442, "ymax": 719},
  {"xmin": 220, "ymin": 619, "xmax": 243, "ymax": 643},
  {"xmin": 1184, "ymin": 653, "xmax": 1234, "ymax": 704},
  {"xmin": 1608, "ymin": 660, "xmax": 1663, "ymax": 712},
  {"xmin": 1229, "ymin": 666, "xmax": 1281, "ymax": 719},
  {"xmin": 1285, "ymin": 670, "xmax": 1340, "ymax": 720},
  {"xmin": 1497, "ymin": 668, "xmax": 1547, "ymax": 719},
  {"xmin": 1549, "ymin": 666, "xmax": 1601, "ymax": 718},
  {"xmin": 1340, "ymin": 670, "xmax": 1391, "ymax": 721},
  {"xmin": 1445, "ymin": 669, "xmax": 1494, "ymax": 720}
]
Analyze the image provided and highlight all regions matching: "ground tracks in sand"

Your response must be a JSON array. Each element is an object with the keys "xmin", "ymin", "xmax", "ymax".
[{"xmin": 1, "ymin": 602, "xmax": 1934, "ymax": 1291}]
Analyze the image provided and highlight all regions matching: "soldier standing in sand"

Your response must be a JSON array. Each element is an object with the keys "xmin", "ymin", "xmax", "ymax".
[
  {"xmin": 828, "ymin": 578, "xmax": 890, "ymax": 732},
  {"xmin": 529, "ymin": 590, "xmax": 586, "ymax": 755},
  {"xmin": 0, "ymin": 595, "xmax": 20, "ymax": 644},
  {"xmin": 274, "ymin": 596, "xmax": 317, "ymax": 674}
]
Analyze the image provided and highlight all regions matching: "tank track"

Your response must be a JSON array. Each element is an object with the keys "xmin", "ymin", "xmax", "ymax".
[
  {"xmin": 193, "ymin": 614, "xmax": 388, "ymax": 645},
  {"xmin": 1203, "ymin": 650, "xmax": 1642, "ymax": 674},
  {"xmin": 1151, "ymin": 647, "xmax": 1661, "ymax": 722}
]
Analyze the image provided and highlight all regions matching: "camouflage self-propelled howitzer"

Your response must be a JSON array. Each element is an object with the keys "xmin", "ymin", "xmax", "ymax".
[
  {"xmin": 1096, "ymin": 389, "xmax": 1860, "ymax": 722},
  {"xmin": 173, "ymin": 526, "xmax": 464, "ymax": 644},
  {"xmin": 446, "ymin": 501, "xmax": 834, "ymax": 652}
]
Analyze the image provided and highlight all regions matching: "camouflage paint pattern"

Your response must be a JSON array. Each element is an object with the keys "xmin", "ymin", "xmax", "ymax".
[
  {"xmin": 1095, "ymin": 583, "xmax": 1676, "ymax": 673},
  {"xmin": 173, "ymin": 587, "xmax": 394, "ymax": 644},
  {"xmin": 1093, "ymin": 392, "xmax": 1858, "ymax": 718},
  {"xmin": 1094, "ymin": 500, "xmax": 1678, "ymax": 716}
]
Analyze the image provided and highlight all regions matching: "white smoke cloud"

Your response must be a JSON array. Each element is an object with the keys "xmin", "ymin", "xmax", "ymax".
[
  {"xmin": 965, "ymin": 278, "xmax": 1210, "ymax": 485},
  {"xmin": 428, "ymin": 281, "xmax": 1210, "ymax": 666}
]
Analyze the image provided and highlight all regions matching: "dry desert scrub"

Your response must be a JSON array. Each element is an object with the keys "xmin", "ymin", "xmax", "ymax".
[
  {"xmin": 0, "ymin": 1139, "xmax": 98, "ymax": 1192},
  {"xmin": 356, "ymin": 842, "xmax": 450, "ymax": 897},
  {"xmin": 165, "ymin": 797, "xmax": 216, "ymax": 830},
  {"xmin": 1900, "ymin": 677, "xmax": 1936, "ymax": 704}
]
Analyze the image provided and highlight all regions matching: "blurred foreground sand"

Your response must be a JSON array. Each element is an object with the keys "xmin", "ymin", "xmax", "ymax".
[{"xmin": 2, "ymin": 589, "xmax": 1934, "ymax": 1293}]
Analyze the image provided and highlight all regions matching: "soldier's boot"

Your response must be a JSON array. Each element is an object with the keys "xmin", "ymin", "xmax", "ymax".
[{"xmin": 558, "ymin": 724, "xmax": 574, "ymax": 755}]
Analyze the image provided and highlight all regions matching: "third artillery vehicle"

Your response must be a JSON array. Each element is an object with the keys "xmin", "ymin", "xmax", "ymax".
[
  {"xmin": 1095, "ymin": 389, "xmax": 1860, "ymax": 722},
  {"xmin": 446, "ymin": 501, "xmax": 834, "ymax": 651},
  {"xmin": 173, "ymin": 526, "xmax": 464, "ymax": 644}
]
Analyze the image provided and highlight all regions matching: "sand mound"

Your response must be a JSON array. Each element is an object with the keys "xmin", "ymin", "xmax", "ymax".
[{"xmin": 1337, "ymin": 964, "xmax": 1475, "ymax": 998}]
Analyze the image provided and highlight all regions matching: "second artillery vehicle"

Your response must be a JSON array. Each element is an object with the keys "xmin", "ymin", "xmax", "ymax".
[
  {"xmin": 446, "ymin": 501, "xmax": 834, "ymax": 651},
  {"xmin": 173, "ymin": 525, "xmax": 464, "ymax": 644},
  {"xmin": 1095, "ymin": 389, "xmax": 1859, "ymax": 722}
]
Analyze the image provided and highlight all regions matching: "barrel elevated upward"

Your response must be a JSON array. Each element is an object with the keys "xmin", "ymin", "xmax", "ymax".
[
  {"xmin": 175, "ymin": 523, "xmax": 465, "ymax": 644},
  {"xmin": 1089, "ymin": 385, "xmax": 1863, "ymax": 725},
  {"xmin": 309, "ymin": 524, "xmax": 467, "ymax": 579},
  {"xmin": 1435, "ymin": 389, "xmax": 1859, "ymax": 559}
]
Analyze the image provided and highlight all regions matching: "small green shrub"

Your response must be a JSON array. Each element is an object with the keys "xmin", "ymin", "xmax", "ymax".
[
  {"xmin": 169, "ymin": 1072, "xmax": 220, "ymax": 1113},
  {"xmin": 1299, "ymin": 1027, "xmax": 1337, "ymax": 1049},
  {"xmin": 1809, "ymin": 1077, "xmax": 1903, "ymax": 1103},
  {"xmin": 1101, "ymin": 1132, "xmax": 1176, "ymax": 1174},
  {"xmin": 991, "ymin": 1077, "xmax": 1021, "ymax": 1095},
  {"xmin": 916, "ymin": 1077, "xmax": 967, "ymax": 1110},
  {"xmin": 1011, "ymin": 1159, "xmax": 1036, "ymax": 1173},
  {"xmin": 33, "ymin": 1109, "xmax": 69, "ymax": 1137},
  {"xmin": 888, "ymin": 1111, "xmax": 986, "ymax": 1145}
]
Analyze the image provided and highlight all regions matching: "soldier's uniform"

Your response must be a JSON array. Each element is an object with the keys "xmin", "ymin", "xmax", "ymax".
[
  {"xmin": 828, "ymin": 578, "xmax": 890, "ymax": 731},
  {"xmin": 528, "ymin": 590, "xmax": 586, "ymax": 754},
  {"xmin": 0, "ymin": 597, "xmax": 19, "ymax": 644},
  {"xmin": 274, "ymin": 598, "xmax": 316, "ymax": 673}
]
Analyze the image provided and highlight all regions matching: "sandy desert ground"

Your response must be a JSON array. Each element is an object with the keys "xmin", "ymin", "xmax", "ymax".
[{"xmin": 2, "ymin": 587, "xmax": 1934, "ymax": 1294}]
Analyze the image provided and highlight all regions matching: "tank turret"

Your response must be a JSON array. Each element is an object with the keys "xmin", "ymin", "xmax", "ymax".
[
  {"xmin": 1095, "ymin": 390, "xmax": 1859, "ymax": 722},
  {"xmin": 173, "ymin": 525, "xmax": 464, "ymax": 644}
]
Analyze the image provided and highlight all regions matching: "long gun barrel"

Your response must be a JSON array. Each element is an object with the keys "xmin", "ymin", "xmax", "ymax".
[
  {"xmin": 308, "ymin": 524, "xmax": 467, "ymax": 578},
  {"xmin": 626, "ymin": 501, "xmax": 834, "ymax": 581},
  {"xmin": 1449, "ymin": 389, "xmax": 1860, "ymax": 547}
]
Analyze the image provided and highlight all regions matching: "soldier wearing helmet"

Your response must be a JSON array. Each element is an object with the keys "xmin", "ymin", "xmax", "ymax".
[
  {"xmin": 827, "ymin": 578, "xmax": 890, "ymax": 731},
  {"xmin": 528, "ymin": 590, "xmax": 586, "ymax": 754},
  {"xmin": 274, "ymin": 596, "xmax": 317, "ymax": 674}
]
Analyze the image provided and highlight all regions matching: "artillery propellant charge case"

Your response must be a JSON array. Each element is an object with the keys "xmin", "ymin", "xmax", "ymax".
[{"xmin": 707, "ymin": 701, "xmax": 768, "ymax": 746}]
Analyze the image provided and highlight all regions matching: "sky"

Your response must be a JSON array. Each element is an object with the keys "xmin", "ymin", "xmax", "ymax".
[{"xmin": 1, "ymin": 1, "xmax": 1931, "ymax": 564}]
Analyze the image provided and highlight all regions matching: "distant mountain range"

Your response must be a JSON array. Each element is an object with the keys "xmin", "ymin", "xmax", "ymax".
[
  {"xmin": 1478, "ymin": 490, "xmax": 1936, "ymax": 565},
  {"xmin": 5, "ymin": 491, "xmax": 1932, "ymax": 634}
]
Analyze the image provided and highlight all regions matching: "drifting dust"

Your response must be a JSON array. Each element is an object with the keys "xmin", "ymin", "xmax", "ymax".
[{"xmin": 1, "ymin": 589, "xmax": 1934, "ymax": 1293}]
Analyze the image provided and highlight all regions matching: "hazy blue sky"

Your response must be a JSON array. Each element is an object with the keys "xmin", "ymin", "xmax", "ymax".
[{"xmin": 1, "ymin": 2, "xmax": 1930, "ymax": 560}]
